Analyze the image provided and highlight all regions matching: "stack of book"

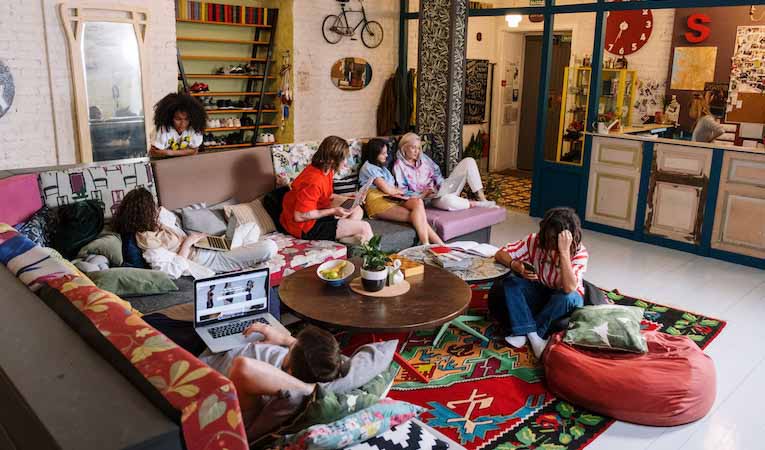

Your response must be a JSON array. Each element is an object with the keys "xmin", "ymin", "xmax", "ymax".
[
  {"xmin": 428, "ymin": 247, "xmax": 472, "ymax": 270},
  {"xmin": 175, "ymin": 0, "xmax": 272, "ymax": 25}
]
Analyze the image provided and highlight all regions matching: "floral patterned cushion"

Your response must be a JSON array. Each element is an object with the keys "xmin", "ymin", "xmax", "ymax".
[
  {"xmin": 270, "ymin": 139, "xmax": 366, "ymax": 187},
  {"xmin": 0, "ymin": 225, "xmax": 249, "ymax": 450},
  {"xmin": 264, "ymin": 232, "xmax": 347, "ymax": 286}
]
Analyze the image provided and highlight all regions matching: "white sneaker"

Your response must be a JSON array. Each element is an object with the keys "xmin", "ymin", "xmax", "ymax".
[
  {"xmin": 267, "ymin": 133, "xmax": 275, "ymax": 143},
  {"xmin": 256, "ymin": 133, "xmax": 268, "ymax": 143},
  {"xmin": 474, "ymin": 200, "xmax": 497, "ymax": 208},
  {"xmin": 233, "ymin": 118, "xmax": 241, "ymax": 127}
]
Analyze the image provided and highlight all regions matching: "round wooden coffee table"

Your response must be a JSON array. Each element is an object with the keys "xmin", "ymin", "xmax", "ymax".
[
  {"xmin": 279, "ymin": 258, "xmax": 472, "ymax": 383},
  {"xmin": 279, "ymin": 258, "xmax": 472, "ymax": 333}
]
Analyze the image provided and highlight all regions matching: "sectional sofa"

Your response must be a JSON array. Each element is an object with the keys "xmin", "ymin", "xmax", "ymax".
[{"xmin": 0, "ymin": 137, "xmax": 505, "ymax": 448}]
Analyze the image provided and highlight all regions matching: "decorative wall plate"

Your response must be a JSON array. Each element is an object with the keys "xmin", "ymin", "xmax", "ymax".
[{"xmin": 0, "ymin": 60, "xmax": 15, "ymax": 119}]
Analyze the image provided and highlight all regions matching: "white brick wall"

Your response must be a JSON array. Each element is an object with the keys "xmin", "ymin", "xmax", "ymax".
[
  {"xmin": 0, "ymin": 0, "xmax": 178, "ymax": 170},
  {"xmin": 292, "ymin": 0, "xmax": 399, "ymax": 142},
  {"xmin": 0, "ymin": 0, "xmax": 400, "ymax": 169}
]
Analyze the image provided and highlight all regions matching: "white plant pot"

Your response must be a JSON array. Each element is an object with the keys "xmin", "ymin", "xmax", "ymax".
[{"xmin": 361, "ymin": 267, "xmax": 387, "ymax": 292}]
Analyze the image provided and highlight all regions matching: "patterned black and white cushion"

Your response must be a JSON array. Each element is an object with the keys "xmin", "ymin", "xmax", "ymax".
[
  {"xmin": 346, "ymin": 420, "xmax": 449, "ymax": 450},
  {"xmin": 333, "ymin": 175, "xmax": 359, "ymax": 195}
]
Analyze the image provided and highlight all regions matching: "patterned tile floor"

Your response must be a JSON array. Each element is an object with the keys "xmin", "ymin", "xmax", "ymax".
[{"xmin": 481, "ymin": 170, "xmax": 532, "ymax": 213}]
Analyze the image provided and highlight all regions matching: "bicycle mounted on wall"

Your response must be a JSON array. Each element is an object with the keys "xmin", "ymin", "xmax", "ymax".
[{"xmin": 322, "ymin": 0, "xmax": 383, "ymax": 49}]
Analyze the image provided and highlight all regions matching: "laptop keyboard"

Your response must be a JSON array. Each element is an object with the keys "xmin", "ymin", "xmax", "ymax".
[
  {"xmin": 206, "ymin": 236, "xmax": 228, "ymax": 250},
  {"xmin": 208, "ymin": 317, "xmax": 269, "ymax": 339}
]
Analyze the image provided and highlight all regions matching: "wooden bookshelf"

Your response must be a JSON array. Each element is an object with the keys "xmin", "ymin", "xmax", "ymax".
[
  {"xmin": 181, "ymin": 55, "xmax": 271, "ymax": 62},
  {"xmin": 190, "ymin": 91, "xmax": 277, "ymax": 97},
  {"xmin": 181, "ymin": 74, "xmax": 276, "ymax": 79},
  {"xmin": 206, "ymin": 124, "xmax": 279, "ymax": 132},
  {"xmin": 177, "ymin": 36, "xmax": 270, "ymax": 45},
  {"xmin": 202, "ymin": 141, "xmax": 276, "ymax": 152},
  {"xmin": 205, "ymin": 108, "xmax": 278, "ymax": 114},
  {"xmin": 177, "ymin": 5, "xmax": 280, "ymax": 147},
  {"xmin": 176, "ymin": 19, "xmax": 271, "ymax": 28}
]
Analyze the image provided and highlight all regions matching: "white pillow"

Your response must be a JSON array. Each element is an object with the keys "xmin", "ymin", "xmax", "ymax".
[{"xmin": 223, "ymin": 198, "xmax": 276, "ymax": 234}]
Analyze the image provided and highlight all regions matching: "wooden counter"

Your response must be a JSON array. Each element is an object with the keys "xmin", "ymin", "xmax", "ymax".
[{"xmin": 584, "ymin": 135, "xmax": 765, "ymax": 268}]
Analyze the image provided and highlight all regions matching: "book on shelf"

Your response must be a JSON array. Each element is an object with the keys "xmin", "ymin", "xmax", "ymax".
[{"xmin": 175, "ymin": 0, "xmax": 271, "ymax": 25}]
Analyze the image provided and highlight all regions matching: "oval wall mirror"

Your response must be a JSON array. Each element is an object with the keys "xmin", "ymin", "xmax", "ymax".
[{"xmin": 330, "ymin": 57, "xmax": 372, "ymax": 91}]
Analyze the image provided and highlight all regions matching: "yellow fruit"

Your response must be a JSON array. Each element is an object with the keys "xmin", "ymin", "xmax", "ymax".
[{"xmin": 326, "ymin": 272, "xmax": 340, "ymax": 280}]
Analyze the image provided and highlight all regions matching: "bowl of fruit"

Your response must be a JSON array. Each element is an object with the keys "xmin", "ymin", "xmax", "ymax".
[{"xmin": 316, "ymin": 260, "xmax": 355, "ymax": 287}]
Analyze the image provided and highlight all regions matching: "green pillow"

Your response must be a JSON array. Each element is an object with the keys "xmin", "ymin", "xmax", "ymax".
[
  {"xmin": 77, "ymin": 232, "xmax": 123, "ymax": 266},
  {"xmin": 87, "ymin": 268, "xmax": 178, "ymax": 297},
  {"xmin": 564, "ymin": 305, "xmax": 648, "ymax": 353}
]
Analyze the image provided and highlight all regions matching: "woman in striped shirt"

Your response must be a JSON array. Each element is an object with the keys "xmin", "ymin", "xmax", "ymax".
[{"xmin": 494, "ymin": 207, "xmax": 589, "ymax": 358}]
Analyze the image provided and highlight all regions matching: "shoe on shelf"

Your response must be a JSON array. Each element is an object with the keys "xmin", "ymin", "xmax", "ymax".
[
  {"xmin": 263, "ymin": 103, "xmax": 275, "ymax": 110},
  {"xmin": 256, "ymin": 133, "xmax": 268, "ymax": 144},
  {"xmin": 233, "ymin": 118, "xmax": 241, "ymax": 127},
  {"xmin": 189, "ymin": 82, "xmax": 208, "ymax": 93},
  {"xmin": 230, "ymin": 65, "xmax": 246, "ymax": 74},
  {"xmin": 213, "ymin": 66, "xmax": 225, "ymax": 74},
  {"xmin": 267, "ymin": 133, "xmax": 275, "ymax": 143},
  {"xmin": 241, "ymin": 117, "xmax": 253, "ymax": 126}
]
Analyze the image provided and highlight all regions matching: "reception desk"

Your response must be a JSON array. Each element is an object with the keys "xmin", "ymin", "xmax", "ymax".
[{"xmin": 584, "ymin": 133, "xmax": 765, "ymax": 268}]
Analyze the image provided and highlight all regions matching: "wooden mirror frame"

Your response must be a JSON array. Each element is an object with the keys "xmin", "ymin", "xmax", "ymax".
[{"xmin": 59, "ymin": 3, "xmax": 152, "ymax": 163}]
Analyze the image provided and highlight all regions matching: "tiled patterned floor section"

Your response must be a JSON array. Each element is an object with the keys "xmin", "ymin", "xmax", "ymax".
[{"xmin": 482, "ymin": 171, "xmax": 532, "ymax": 213}]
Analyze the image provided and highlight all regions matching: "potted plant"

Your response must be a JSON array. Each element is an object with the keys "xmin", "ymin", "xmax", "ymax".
[{"xmin": 359, "ymin": 235, "xmax": 390, "ymax": 292}]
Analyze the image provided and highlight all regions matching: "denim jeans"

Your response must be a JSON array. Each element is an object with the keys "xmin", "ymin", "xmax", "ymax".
[{"xmin": 502, "ymin": 275, "xmax": 583, "ymax": 338}]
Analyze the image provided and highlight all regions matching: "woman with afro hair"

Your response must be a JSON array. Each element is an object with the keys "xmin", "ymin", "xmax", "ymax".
[{"xmin": 150, "ymin": 92, "xmax": 207, "ymax": 158}]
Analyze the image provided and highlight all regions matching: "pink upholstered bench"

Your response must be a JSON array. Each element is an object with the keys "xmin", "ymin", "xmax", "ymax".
[{"xmin": 425, "ymin": 207, "xmax": 507, "ymax": 241}]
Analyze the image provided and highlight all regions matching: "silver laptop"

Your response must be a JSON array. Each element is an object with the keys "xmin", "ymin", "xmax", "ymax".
[
  {"xmin": 341, "ymin": 179, "xmax": 375, "ymax": 209},
  {"xmin": 194, "ymin": 235, "xmax": 230, "ymax": 252},
  {"xmin": 193, "ymin": 268, "xmax": 289, "ymax": 353},
  {"xmin": 432, "ymin": 177, "xmax": 463, "ymax": 199}
]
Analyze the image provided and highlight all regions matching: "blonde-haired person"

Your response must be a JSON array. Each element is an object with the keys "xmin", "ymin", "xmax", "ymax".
[
  {"xmin": 691, "ymin": 92, "xmax": 725, "ymax": 143},
  {"xmin": 392, "ymin": 133, "xmax": 496, "ymax": 211},
  {"xmin": 280, "ymin": 136, "xmax": 373, "ymax": 243}
]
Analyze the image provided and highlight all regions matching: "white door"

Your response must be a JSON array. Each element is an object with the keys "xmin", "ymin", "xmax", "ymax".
[{"xmin": 490, "ymin": 31, "xmax": 522, "ymax": 171}]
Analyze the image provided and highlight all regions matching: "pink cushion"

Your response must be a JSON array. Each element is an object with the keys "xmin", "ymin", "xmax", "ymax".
[
  {"xmin": 543, "ymin": 331, "xmax": 716, "ymax": 426},
  {"xmin": 425, "ymin": 207, "xmax": 506, "ymax": 241},
  {"xmin": 0, "ymin": 174, "xmax": 42, "ymax": 225}
]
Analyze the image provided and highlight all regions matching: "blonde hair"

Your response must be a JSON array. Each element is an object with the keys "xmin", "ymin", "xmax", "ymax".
[{"xmin": 398, "ymin": 132, "xmax": 421, "ymax": 151}]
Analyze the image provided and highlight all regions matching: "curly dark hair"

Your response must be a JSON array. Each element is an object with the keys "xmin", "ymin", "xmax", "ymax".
[
  {"xmin": 361, "ymin": 138, "xmax": 390, "ymax": 168},
  {"xmin": 153, "ymin": 93, "xmax": 207, "ymax": 132},
  {"xmin": 538, "ymin": 207, "xmax": 582, "ymax": 255},
  {"xmin": 111, "ymin": 187, "xmax": 159, "ymax": 235},
  {"xmin": 288, "ymin": 325, "xmax": 348, "ymax": 383},
  {"xmin": 311, "ymin": 136, "xmax": 349, "ymax": 172}
]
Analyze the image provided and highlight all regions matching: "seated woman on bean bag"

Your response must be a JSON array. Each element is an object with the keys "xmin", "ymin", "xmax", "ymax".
[
  {"xmin": 112, "ymin": 187, "xmax": 277, "ymax": 275},
  {"xmin": 494, "ymin": 207, "xmax": 589, "ymax": 358},
  {"xmin": 280, "ymin": 136, "xmax": 373, "ymax": 244},
  {"xmin": 392, "ymin": 132, "xmax": 496, "ymax": 211},
  {"xmin": 358, "ymin": 139, "xmax": 443, "ymax": 245}
]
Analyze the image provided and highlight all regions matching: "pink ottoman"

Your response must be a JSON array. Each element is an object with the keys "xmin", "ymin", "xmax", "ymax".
[{"xmin": 543, "ymin": 331, "xmax": 716, "ymax": 426}]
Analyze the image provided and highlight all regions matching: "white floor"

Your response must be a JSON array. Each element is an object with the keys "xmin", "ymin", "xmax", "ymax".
[{"xmin": 489, "ymin": 210, "xmax": 765, "ymax": 450}]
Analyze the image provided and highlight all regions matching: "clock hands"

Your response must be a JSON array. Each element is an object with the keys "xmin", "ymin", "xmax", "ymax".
[{"xmin": 615, "ymin": 21, "xmax": 629, "ymax": 42}]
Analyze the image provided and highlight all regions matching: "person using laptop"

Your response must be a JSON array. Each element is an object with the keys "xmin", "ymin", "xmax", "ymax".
[
  {"xmin": 280, "ymin": 136, "xmax": 373, "ymax": 243},
  {"xmin": 199, "ymin": 323, "xmax": 346, "ymax": 439},
  {"xmin": 358, "ymin": 138, "xmax": 443, "ymax": 245},
  {"xmin": 112, "ymin": 187, "xmax": 278, "ymax": 274},
  {"xmin": 392, "ymin": 132, "xmax": 496, "ymax": 211}
]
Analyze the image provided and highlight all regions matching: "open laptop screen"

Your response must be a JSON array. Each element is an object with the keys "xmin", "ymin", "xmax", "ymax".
[{"xmin": 194, "ymin": 269, "xmax": 269, "ymax": 326}]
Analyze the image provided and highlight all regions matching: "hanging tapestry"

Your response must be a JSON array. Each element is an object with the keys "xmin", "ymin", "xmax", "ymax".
[{"xmin": 464, "ymin": 59, "xmax": 489, "ymax": 125}]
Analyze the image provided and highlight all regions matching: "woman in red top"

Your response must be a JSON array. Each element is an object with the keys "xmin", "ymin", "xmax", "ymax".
[{"xmin": 281, "ymin": 136, "xmax": 373, "ymax": 243}]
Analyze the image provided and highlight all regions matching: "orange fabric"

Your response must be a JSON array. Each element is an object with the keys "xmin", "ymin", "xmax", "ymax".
[
  {"xmin": 46, "ymin": 275, "xmax": 248, "ymax": 449},
  {"xmin": 543, "ymin": 331, "xmax": 716, "ymax": 426},
  {"xmin": 280, "ymin": 165, "xmax": 334, "ymax": 238}
]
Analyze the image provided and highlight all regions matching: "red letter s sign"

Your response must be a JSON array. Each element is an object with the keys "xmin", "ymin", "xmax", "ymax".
[{"xmin": 686, "ymin": 13, "xmax": 711, "ymax": 43}]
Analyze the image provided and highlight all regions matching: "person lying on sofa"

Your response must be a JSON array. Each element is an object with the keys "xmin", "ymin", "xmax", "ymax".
[
  {"xmin": 494, "ymin": 207, "xmax": 589, "ymax": 358},
  {"xmin": 112, "ymin": 187, "xmax": 277, "ymax": 275},
  {"xmin": 280, "ymin": 136, "xmax": 373, "ymax": 243},
  {"xmin": 392, "ymin": 132, "xmax": 496, "ymax": 211},
  {"xmin": 149, "ymin": 93, "xmax": 207, "ymax": 158},
  {"xmin": 199, "ymin": 323, "xmax": 346, "ymax": 435},
  {"xmin": 359, "ymin": 138, "xmax": 443, "ymax": 245}
]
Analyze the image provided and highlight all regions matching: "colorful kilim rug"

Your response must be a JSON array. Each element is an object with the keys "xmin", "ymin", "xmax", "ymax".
[{"xmin": 369, "ymin": 283, "xmax": 726, "ymax": 450}]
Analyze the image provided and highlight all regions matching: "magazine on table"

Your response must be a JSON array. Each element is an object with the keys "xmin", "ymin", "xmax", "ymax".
[{"xmin": 447, "ymin": 241, "xmax": 500, "ymax": 258}]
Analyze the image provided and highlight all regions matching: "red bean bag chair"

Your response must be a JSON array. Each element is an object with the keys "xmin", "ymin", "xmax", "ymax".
[{"xmin": 543, "ymin": 331, "xmax": 716, "ymax": 426}]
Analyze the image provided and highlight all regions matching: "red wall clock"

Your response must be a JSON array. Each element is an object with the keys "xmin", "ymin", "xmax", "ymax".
[{"xmin": 605, "ymin": 8, "xmax": 654, "ymax": 56}]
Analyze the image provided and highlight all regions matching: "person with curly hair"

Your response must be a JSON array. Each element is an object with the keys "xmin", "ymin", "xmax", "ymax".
[
  {"xmin": 149, "ymin": 92, "xmax": 208, "ymax": 158},
  {"xmin": 112, "ymin": 187, "xmax": 277, "ymax": 274},
  {"xmin": 494, "ymin": 207, "xmax": 589, "ymax": 358}
]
